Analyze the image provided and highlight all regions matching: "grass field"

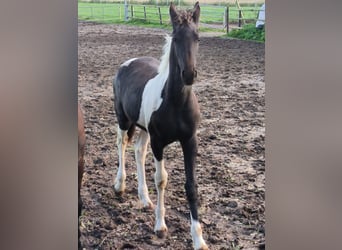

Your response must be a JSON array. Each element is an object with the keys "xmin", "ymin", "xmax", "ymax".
[
  {"xmin": 79, "ymin": 0, "xmax": 264, "ymax": 4},
  {"xmin": 78, "ymin": 2, "xmax": 262, "ymax": 25}
]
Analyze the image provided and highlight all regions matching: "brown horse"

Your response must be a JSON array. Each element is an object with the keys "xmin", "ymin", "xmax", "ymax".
[
  {"xmin": 78, "ymin": 103, "xmax": 85, "ymax": 248},
  {"xmin": 78, "ymin": 103, "xmax": 85, "ymax": 215}
]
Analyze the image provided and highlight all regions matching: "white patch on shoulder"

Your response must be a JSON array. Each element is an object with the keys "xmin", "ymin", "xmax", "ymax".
[
  {"xmin": 137, "ymin": 36, "xmax": 171, "ymax": 129},
  {"xmin": 121, "ymin": 57, "xmax": 137, "ymax": 67},
  {"xmin": 137, "ymin": 69, "xmax": 169, "ymax": 129}
]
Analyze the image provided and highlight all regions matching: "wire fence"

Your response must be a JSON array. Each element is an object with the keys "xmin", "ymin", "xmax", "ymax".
[
  {"xmin": 78, "ymin": 2, "xmax": 264, "ymax": 32},
  {"xmin": 79, "ymin": 4, "xmax": 124, "ymax": 22}
]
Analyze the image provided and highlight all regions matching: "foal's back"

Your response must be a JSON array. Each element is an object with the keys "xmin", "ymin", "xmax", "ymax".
[{"xmin": 114, "ymin": 57, "xmax": 160, "ymax": 128}]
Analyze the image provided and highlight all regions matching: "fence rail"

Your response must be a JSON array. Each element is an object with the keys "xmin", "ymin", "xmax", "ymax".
[
  {"xmin": 128, "ymin": 5, "xmax": 169, "ymax": 24},
  {"xmin": 78, "ymin": 3, "xmax": 263, "ymax": 32},
  {"xmin": 79, "ymin": 5, "xmax": 124, "ymax": 22}
]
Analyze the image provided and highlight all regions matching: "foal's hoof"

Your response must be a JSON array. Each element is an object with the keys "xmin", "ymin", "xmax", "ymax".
[
  {"xmin": 195, "ymin": 242, "xmax": 209, "ymax": 250},
  {"xmin": 155, "ymin": 228, "xmax": 168, "ymax": 239},
  {"xmin": 142, "ymin": 202, "xmax": 155, "ymax": 211},
  {"xmin": 196, "ymin": 246, "xmax": 209, "ymax": 250},
  {"xmin": 113, "ymin": 186, "xmax": 124, "ymax": 196}
]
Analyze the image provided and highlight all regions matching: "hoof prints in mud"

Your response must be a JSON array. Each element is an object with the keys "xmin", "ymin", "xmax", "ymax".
[{"xmin": 79, "ymin": 23, "xmax": 265, "ymax": 250}]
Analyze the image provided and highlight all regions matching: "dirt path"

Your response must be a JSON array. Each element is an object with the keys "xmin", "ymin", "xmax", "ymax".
[{"xmin": 78, "ymin": 22, "xmax": 265, "ymax": 250}]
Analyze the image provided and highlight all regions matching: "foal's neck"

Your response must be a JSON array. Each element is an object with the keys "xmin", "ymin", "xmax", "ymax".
[{"xmin": 164, "ymin": 45, "xmax": 193, "ymax": 105}]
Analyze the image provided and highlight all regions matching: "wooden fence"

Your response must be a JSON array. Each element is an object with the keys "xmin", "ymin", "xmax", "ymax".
[
  {"xmin": 128, "ymin": 5, "xmax": 169, "ymax": 24},
  {"xmin": 78, "ymin": 3, "xmax": 263, "ymax": 33}
]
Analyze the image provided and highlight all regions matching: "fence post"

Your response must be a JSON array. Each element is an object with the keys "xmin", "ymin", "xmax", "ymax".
[
  {"xmin": 158, "ymin": 7, "xmax": 162, "ymax": 25},
  {"xmin": 124, "ymin": 0, "xmax": 128, "ymax": 21},
  {"xmin": 144, "ymin": 6, "xmax": 146, "ymax": 21},
  {"xmin": 225, "ymin": 6, "xmax": 229, "ymax": 33},
  {"xmin": 238, "ymin": 9, "xmax": 242, "ymax": 27},
  {"xmin": 131, "ymin": 5, "xmax": 134, "ymax": 19}
]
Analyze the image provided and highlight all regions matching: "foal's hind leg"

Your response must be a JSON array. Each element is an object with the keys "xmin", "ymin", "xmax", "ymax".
[
  {"xmin": 134, "ymin": 130, "xmax": 153, "ymax": 209},
  {"xmin": 114, "ymin": 126, "xmax": 129, "ymax": 194}
]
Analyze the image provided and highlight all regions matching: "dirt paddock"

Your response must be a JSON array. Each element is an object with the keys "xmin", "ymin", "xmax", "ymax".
[{"xmin": 78, "ymin": 22, "xmax": 265, "ymax": 249}]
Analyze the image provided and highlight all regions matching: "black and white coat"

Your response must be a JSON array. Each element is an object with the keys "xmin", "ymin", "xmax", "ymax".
[{"xmin": 112, "ymin": 3, "xmax": 207, "ymax": 249}]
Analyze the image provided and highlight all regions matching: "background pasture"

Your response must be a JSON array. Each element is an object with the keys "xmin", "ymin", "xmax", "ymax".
[{"xmin": 78, "ymin": 1, "xmax": 264, "ymax": 32}]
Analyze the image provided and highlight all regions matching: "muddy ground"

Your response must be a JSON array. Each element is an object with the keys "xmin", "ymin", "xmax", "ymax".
[{"xmin": 78, "ymin": 22, "xmax": 265, "ymax": 250}]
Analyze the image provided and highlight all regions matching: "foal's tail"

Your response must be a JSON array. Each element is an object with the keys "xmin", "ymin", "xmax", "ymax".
[{"xmin": 127, "ymin": 124, "xmax": 136, "ymax": 143}]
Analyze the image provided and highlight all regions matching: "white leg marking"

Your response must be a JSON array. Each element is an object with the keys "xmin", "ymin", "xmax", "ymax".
[
  {"xmin": 114, "ymin": 127, "xmax": 128, "ymax": 193},
  {"xmin": 135, "ymin": 130, "xmax": 153, "ymax": 208},
  {"xmin": 154, "ymin": 158, "xmax": 168, "ymax": 237},
  {"xmin": 191, "ymin": 214, "xmax": 208, "ymax": 250}
]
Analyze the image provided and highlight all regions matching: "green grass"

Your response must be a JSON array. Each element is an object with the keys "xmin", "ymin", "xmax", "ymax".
[
  {"xmin": 78, "ymin": 2, "xmax": 124, "ymax": 22},
  {"xmin": 78, "ymin": 2, "xmax": 262, "ymax": 26},
  {"xmin": 120, "ymin": 19, "xmax": 171, "ymax": 29},
  {"xmin": 227, "ymin": 24, "xmax": 265, "ymax": 42},
  {"xmin": 200, "ymin": 4, "xmax": 261, "ymax": 24},
  {"xmin": 107, "ymin": 19, "xmax": 219, "ymax": 33}
]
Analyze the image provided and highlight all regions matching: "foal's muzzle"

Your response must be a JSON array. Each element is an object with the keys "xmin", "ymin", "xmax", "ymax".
[{"xmin": 182, "ymin": 68, "xmax": 197, "ymax": 85}]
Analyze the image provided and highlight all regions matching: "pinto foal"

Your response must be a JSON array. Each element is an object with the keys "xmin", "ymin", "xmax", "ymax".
[{"xmin": 112, "ymin": 2, "xmax": 208, "ymax": 249}]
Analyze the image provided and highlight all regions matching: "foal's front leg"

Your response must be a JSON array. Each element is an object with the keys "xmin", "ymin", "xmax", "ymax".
[
  {"xmin": 114, "ymin": 126, "xmax": 129, "ymax": 194},
  {"xmin": 150, "ymin": 139, "xmax": 168, "ymax": 238},
  {"xmin": 181, "ymin": 135, "xmax": 208, "ymax": 250}
]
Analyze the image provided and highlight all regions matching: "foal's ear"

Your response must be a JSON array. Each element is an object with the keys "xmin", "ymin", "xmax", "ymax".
[
  {"xmin": 170, "ymin": 2, "xmax": 178, "ymax": 29},
  {"xmin": 192, "ymin": 1, "xmax": 200, "ymax": 25}
]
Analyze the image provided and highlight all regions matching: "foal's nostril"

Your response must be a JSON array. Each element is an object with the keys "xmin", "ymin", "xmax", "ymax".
[{"xmin": 181, "ymin": 69, "xmax": 196, "ymax": 85}]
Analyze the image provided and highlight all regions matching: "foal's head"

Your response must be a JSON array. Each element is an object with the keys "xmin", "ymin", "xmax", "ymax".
[{"xmin": 169, "ymin": 2, "xmax": 200, "ymax": 85}]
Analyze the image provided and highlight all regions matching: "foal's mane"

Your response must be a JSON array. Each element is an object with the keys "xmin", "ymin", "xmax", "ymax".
[
  {"xmin": 158, "ymin": 35, "xmax": 172, "ymax": 74},
  {"xmin": 172, "ymin": 9, "xmax": 197, "ymax": 25}
]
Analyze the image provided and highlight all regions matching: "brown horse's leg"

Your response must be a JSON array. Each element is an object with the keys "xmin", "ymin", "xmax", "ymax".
[{"xmin": 78, "ymin": 104, "xmax": 86, "ymax": 249}]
